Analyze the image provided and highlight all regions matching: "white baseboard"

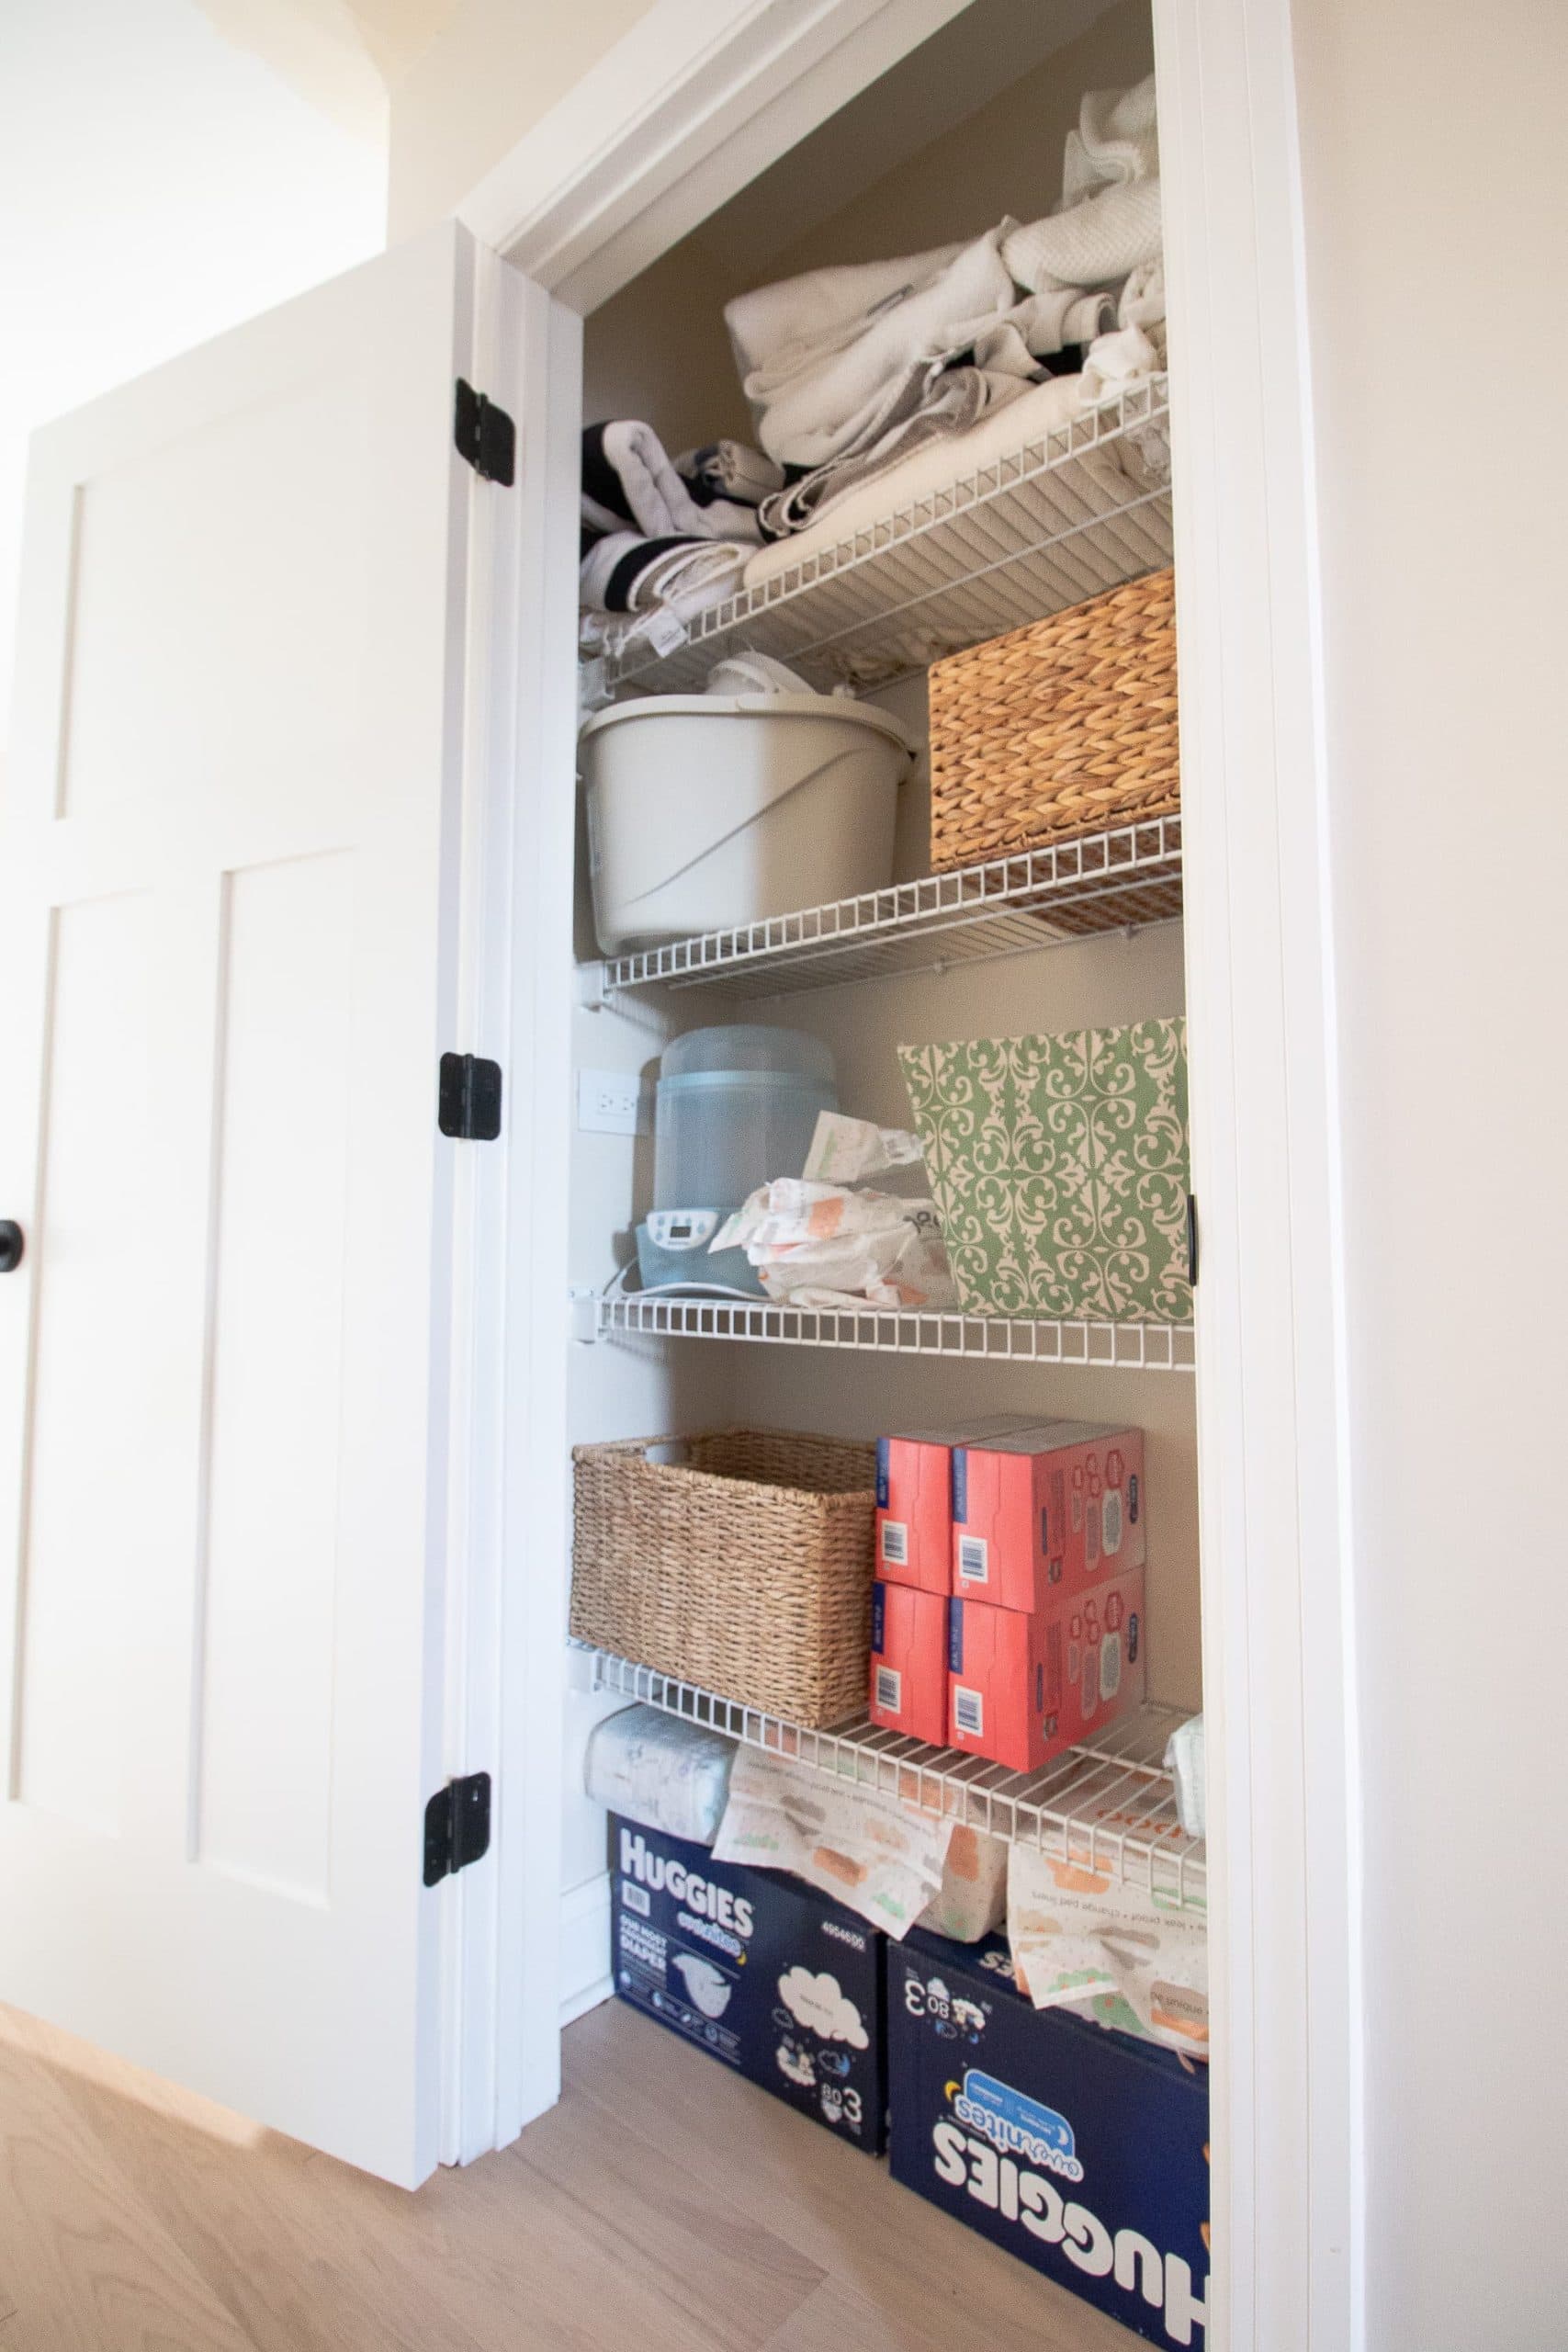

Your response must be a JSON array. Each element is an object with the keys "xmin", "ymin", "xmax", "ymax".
[{"xmin": 559, "ymin": 1874, "xmax": 613, "ymax": 2027}]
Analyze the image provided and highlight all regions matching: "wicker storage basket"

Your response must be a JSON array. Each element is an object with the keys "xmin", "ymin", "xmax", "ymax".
[
  {"xmin": 570, "ymin": 1429, "xmax": 877, "ymax": 1727},
  {"xmin": 928, "ymin": 566, "xmax": 1179, "ymax": 869}
]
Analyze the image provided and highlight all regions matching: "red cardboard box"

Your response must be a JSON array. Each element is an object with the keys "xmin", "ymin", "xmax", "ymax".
[
  {"xmin": 869, "ymin": 1581, "xmax": 947, "ymax": 1745},
  {"xmin": 947, "ymin": 1566, "xmax": 1146, "ymax": 1774},
  {"xmin": 951, "ymin": 1422, "xmax": 1145, "ymax": 1612},
  {"xmin": 875, "ymin": 1416, "xmax": 1043, "ymax": 1595}
]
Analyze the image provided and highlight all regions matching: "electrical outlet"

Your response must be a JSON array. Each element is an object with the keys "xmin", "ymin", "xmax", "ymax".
[{"xmin": 578, "ymin": 1067, "xmax": 648, "ymax": 1136}]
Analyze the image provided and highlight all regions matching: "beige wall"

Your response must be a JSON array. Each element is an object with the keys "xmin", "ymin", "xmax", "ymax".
[
  {"xmin": 1291, "ymin": 0, "xmax": 1568, "ymax": 2342},
  {"xmin": 385, "ymin": 0, "xmax": 660, "ymax": 241}
]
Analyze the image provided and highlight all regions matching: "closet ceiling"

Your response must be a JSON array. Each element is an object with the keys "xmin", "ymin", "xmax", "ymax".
[
  {"xmin": 192, "ymin": 0, "xmax": 457, "ymax": 137},
  {"xmin": 694, "ymin": 0, "xmax": 1126, "ymax": 272}
]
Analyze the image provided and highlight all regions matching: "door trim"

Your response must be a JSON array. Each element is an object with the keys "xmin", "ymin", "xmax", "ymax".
[{"xmin": 466, "ymin": 7, "xmax": 1363, "ymax": 2348}]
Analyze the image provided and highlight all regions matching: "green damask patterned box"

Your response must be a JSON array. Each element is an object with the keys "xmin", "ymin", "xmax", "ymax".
[{"xmin": 898, "ymin": 1019, "xmax": 1192, "ymax": 1323}]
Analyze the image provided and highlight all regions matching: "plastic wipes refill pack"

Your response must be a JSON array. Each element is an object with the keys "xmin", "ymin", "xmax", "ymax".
[
  {"xmin": 888, "ymin": 1925, "xmax": 1211, "ymax": 2347},
  {"xmin": 1006, "ymin": 1826, "xmax": 1208, "ymax": 2062},
  {"xmin": 583, "ymin": 1704, "xmax": 737, "ymax": 1846},
  {"xmin": 713, "ymin": 1746, "xmax": 955, "ymax": 1939},
  {"xmin": 711, "ymin": 1179, "xmax": 956, "ymax": 1310},
  {"xmin": 610, "ymin": 1816, "xmax": 887, "ymax": 2152}
]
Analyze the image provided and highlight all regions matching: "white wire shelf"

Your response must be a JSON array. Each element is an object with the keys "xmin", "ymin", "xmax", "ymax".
[
  {"xmin": 602, "ymin": 376, "xmax": 1172, "ymax": 695},
  {"xmin": 581, "ymin": 1645, "xmax": 1205, "ymax": 1913},
  {"xmin": 592, "ymin": 1290, "xmax": 1196, "ymax": 1372},
  {"xmin": 590, "ymin": 816, "xmax": 1182, "ymax": 1001}
]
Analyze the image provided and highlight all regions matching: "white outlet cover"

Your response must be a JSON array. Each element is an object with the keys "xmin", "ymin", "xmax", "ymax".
[{"xmin": 577, "ymin": 1067, "xmax": 648, "ymax": 1136}]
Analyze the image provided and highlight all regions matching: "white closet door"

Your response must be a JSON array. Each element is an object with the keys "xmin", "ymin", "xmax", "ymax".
[{"xmin": 0, "ymin": 220, "xmax": 512, "ymax": 2188}]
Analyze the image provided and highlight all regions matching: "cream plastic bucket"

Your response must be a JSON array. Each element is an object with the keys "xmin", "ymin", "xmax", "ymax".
[{"xmin": 581, "ymin": 691, "xmax": 911, "ymax": 953}]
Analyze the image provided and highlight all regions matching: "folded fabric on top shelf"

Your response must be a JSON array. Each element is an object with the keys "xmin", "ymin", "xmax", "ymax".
[
  {"xmin": 755, "ymin": 363, "xmax": 1032, "ymax": 538},
  {"xmin": 1003, "ymin": 177, "xmax": 1164, "ymax": 292},
  {"xmin": 1064, "ymin": 71, "xmax": 1160, "ymax": 204},
  {"xmin": 727, "ymin": 224, "xmax": 1020, "ymax": 469},
  {"xmin": 581, "ymin": 418, "xmax": 764, "ymax": 544},
  {"xmin": 741, "ymin": 370, "xmax": 1095, "ymax": 592},
  {"xmin": 1004, "ymin": 72, "xmax": 1162, "ymax": 292}
]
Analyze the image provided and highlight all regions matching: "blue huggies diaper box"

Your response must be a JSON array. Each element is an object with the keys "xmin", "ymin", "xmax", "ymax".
[
  {"xmin": 889, "ymin": 1927, "xmax": 1210, "ymax": 2345},
  {"xmin": 610, "ymin": 1816, "xmax": 887, "ymax": 2153}
]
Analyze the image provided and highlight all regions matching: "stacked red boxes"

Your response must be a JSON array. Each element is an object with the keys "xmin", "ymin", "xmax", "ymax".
[
  {"xmin": 951, "ymin": 1421, "xmax": 1145, "ymax": 1610},
  {"xmin": 869, "ymin": 1581, "xmax": 948, "ymax": 1745},
  {"xmin": 945, "ymin": 1423, "xmax": 1148, "ymax": 1774},
  {"xmin": 946, "ymin": 1566, "xmax": 1146, "ymax": 1773},
  {"xmin": 870, "ymin": 1418, "xmax": 1042, "ymax": 1744}
]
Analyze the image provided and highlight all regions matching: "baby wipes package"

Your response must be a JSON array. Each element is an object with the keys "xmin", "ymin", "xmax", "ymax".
[
  {"xmin": 584, "ymin": 1704, "xmax": 737, "ymax": 1846},
  {"xmin": 888, "ymin": 1925, "xmax": 1211, "ymax": 2346},
  {"xmin": 1007, "ymin": 1829, "xmax": 1209, "ymax": 2061},
  {"xmin": 713, "ymin": 1745, "xmax": 954, "ymax": 1938},
  {"xmin": 915, "ymin": 1824, "xmax": 1010, "ymax": 1943},
  {"xmin": 610, "ymin": 1816, "xmax": 887, "ymax": 2151}
]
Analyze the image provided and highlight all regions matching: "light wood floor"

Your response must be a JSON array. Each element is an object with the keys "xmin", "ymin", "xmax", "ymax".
[{"xmin": 0, "ymin": 1995, "xmax": 1137, "ymax": 2352}]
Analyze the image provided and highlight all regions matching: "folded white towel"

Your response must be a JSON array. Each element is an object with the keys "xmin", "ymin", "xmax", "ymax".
[
  {"xmin": 756, "ymin": 365, "xmax": 1029, "ymax": 537},
  {"xmin": 971, "ymin": 289, "xmax": 1116, "ymax": 378},
  {"xmin": 726, "ymin": 238, "xmax": 967, "ymax": 388},
  {"xmin": 1003, "ymin": 176, "xmax": 1164, "ymax": 292},
  {"xmin": 743, "ymin": 371, "xmax": 1096, "ymax": 593},
  {"xmin": 581, "ymin": 419, "xmax": 761, "ymax": 544},
  {"xmin": 1079, "ymin": 322, "xmax": 1163, "ymax": 408},
  {"xmin": 1119, "ymin": 257, "xmax": 1167, "ymax": 335},
  {"xmin": 580, "ymin": 530, "xmax": 750, "ymax": 617},
  {"xmin": 1063, "ymin": 72, "xmax": 1159, "ymax": 207},
  {"xmin": 726, "ymin": 225, "xmax": 1020, "ymax": 469}
]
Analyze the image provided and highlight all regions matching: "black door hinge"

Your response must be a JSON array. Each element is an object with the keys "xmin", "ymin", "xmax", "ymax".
[
  {"xmin": 1186, "ymin": 1193, "xmax": 1200, "ymax": 1288},
  {"xmin": 438, "ymin": 1052, "xmax": 502, "ymax": 1140},
  {"xmin": 424, "ymin": 1771, "xmax": 491, "ymax": 1887},
  {"xmin": 454, "ymin": 379, "xmax": 515, "ymax": 484}
]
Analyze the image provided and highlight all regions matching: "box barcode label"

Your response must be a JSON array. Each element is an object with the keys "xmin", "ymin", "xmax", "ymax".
[
  {"xmin": 953, "ymin": 1687, "xmax": 984, "ymax": 1736},
  {"xmin": 879, "ymin": 1520, "xmax": 908, "ymax": 1567},
  {"xmin": 957, "ymin": 1535, "xmax": 988, "ymax": 1584},
  {"xmin": 874, "ymin": 1665, "xmax": 902, "ymax": 1713}
]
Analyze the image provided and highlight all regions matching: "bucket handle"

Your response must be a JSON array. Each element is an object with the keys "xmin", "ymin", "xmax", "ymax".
[{"xmin": 621, "ymin": 738, "xmax": 906, "ymax": 912}]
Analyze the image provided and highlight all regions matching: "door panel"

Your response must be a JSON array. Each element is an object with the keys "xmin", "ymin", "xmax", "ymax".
[
  {"xmin": 17, "ymin": 889, "xmax": 151, "ymax": 1834},
  {"xmin": 0, "ymin": 220, "xmax": 505, "ymax": 2186},
  {"xmin": 197, "ymin": 849, "xmax": 355, "ymax": 1902}
]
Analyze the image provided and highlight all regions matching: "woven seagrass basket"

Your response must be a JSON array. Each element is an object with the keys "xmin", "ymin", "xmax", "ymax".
[
  {"xmin": 928, "ymin": 566, "xmax": 1179, "ymax": 869},
  {"xmin": 570, "ymin": 1429, "xmax": 877, "ymax": 1727}
]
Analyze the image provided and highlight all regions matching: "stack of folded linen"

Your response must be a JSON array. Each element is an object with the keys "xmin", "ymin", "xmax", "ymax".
[
  {"xmin": 724, "ymin": 73, "xmax": 1168, "ymax": 553},
  {"xmin": 579, "ymin": 74, "xmax": 1169, "ymax": 651},
  {"xmin": 578, "ymin": 418, "xmax": 784, "ymax": 653}
]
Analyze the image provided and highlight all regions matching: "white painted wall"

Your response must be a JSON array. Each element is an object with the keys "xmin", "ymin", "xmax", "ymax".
[
  {"xmin": 1291, "ymin": 1, "xmax": 1568, "ymax": 2343},
  {"xmin": 0, "ymin": 0, "xmax": 387, "ymax": 775}
]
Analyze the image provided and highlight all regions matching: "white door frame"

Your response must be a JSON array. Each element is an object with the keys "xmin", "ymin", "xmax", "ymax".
[{"xmin": 464, "ymin": 7, "xmax": 1361, "ymax": 2349}]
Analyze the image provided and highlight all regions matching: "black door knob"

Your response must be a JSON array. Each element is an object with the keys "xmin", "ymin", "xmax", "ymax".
[{"xmin": 0, "ymin": 1222, "xmax": 23, "ymax": 1273}]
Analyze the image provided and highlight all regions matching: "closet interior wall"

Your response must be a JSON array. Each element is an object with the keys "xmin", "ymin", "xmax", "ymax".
[{"xmin": 564, "ymin": 0, "xmax": 1193, "ymax": 1970}]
